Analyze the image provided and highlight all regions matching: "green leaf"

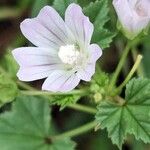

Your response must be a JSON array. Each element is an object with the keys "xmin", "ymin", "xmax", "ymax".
[
  {"xmin": 0, "ymin": 96, "xmax": 76, "ymax": 150},
  {"xmin": 0, "ymin": 74, "xmax": 18, "ymax": 107},
  {"xmin": 50, "ymin": 95, "xmax": 80, "ymax": 110},
  {"xmin": 96, "ymin": 78, "xmax": 150, "ymax": 149},
  {"xmin": 92, "ymin": 28, "xmax": 116, "ymax": 49},
  {"xmin": 53, "ymin": 0, "xmax": 77, "ymax": 17},
  {"xmin": 0, "ymin": 51, "xmax": 19, "ymax": 78},
  {"xmin": 84, "ymin": 0, "xmax": 116, "ymax": 49},
  {"xmin": 84, "ymin": 0, "xmax": 109, "ymax": 29},
  {"xmin": 31, "ymin": 0, "xmax": 50, "ymax": 17},
  {"xmin": 90, "ymin": 67, "xmax": 109, "ymax": 94}
]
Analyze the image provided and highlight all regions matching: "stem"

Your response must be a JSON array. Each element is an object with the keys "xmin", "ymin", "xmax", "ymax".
[
  {"xmin": 68, "ymin": 104, "xmax": 97, "ymax": 114},
  {"xmin": 131, "ymin": 47, "xmax": 144, "ymax": 76},
  {"xmin": 52, "ymin": 121, "xmax": 97, "ymax": 140},
  {"xmin": 18, "ymin": 82, "xmax": 96, "ymax": 114},
  {"xmin": 116, "ymin": 54, "xmax": 143, "ymax": 92},
  {"xmin": 109, "ymin": 42, "xmax": 131, "ymax": 90},
  {"xmin": 17, "ymin": 81, "xmax": 35, "ymax": 91},
  {"xmin": 20, "ymin": 89, "xmax": 89, "ymax": 96}
]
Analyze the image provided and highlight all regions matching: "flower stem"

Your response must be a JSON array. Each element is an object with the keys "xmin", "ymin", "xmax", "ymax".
[
  {"xmin": 116, "ymin": 54, "xmax": 143, "ymax": 93},
  {"xmin": 68, "ymin": 103, "xmax": 97, "ymax": 114},
  {"xmin": 131, "ymin": 47, "xmax": 144, "ymax": 76},
  {"xmin": 20, "ymin": 89, "xmax": 89, "ymax": 96},
  {"xmin": 52, "ymin": 121, "xmax": 97, "ymax": 140},
  {"xmin": 109, "ymin": 42, "xmax": 131, "ymax": 90},
  {"xmin": 17, "ymin": 81, "xmax": 35, "ymax": 91},
  {"xmin": 18, "ymin": 82, "xmax": 96, "ymax": 114}
]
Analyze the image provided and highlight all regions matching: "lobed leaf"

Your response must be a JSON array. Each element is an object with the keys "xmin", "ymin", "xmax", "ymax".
[
  {"xmin": 84, "ymin": 0, "xmax": 116, "ymax": 49},
  {"xmin": 0, "ymin": 96, "xmax": 76, "ymax": 150},
  {"xmin": 96, "ymin": 78, "xmax": 150, "ymax": 149}
]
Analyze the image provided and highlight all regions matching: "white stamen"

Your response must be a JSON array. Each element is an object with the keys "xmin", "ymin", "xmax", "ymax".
[{"xmin": 58, "ymin": 44, "xmax": 80, "ymax": 65}]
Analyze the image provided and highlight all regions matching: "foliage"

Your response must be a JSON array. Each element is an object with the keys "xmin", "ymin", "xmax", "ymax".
[
  {"xmin": 53, "ymin": 0, "xmax": 77, "ymax": 17},
  {"xmin": 0, "ymin": 51, "xmax": 18, "ymax": 79},
  {"xmin": 0, "ymin": 96, "xmax": 75, "ymax": 150},
  {"xmin": 0, "ymin": 73, "xmax": 18, "ymax": 107},
  {"xmin": 84, "ymin": 0, "xmax": 116, "ymax": 49},
  {"xmin": 96, "ymin": 78, "xmax": 150, "ymax": 149},
  {"xmin": 49, "ymin": 95, "xmax": 80, "ymax": 110}
]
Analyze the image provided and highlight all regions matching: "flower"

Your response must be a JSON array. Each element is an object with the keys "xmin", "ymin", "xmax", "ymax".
[
  {"xmin": 12, "ymin": 3, "xmax": 102, "ymax": 92},
  {"xmin": 113, "ymin": 0, "xmax": 150, "ymax": 39}
]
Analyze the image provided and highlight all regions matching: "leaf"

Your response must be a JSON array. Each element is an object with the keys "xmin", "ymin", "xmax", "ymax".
[
  {"xmin": 50, "ymin": 95, "xmax": 80, "ymax": 110},
  {"xmin": 92, "ymin": 28, "xmax": 116, "ymax": 49},
  {"xmin": 90, "ymin": 67, "xmax": 109, "ymax": 93},
  {"xmin": 84, "ymin": 0, "xmax": 116, "ymax": 49},
  {"xmin": 83, "ymin": 0, "xmax": 109, "ymax": 29},
  {"xmin": 0, "ymin": 74, "xmax": 18, "ymax": 107},
  {"xmin": 0, "ymin": 51, "xmax": 19, "ymax": 78},
  {"xmin": 31, "ymin": 0, "xmax": 50, "ymax": 17},
  {"xmin": 53, "ymin": 0, "xmax": 77, "ymax": 17},
  {"xmin": 96, "ymin": 78, "xmax": 150, "ymax": 149},
  {"xmin": 0, "ymin": 96, "xmax": 76, "ymax": 150}
]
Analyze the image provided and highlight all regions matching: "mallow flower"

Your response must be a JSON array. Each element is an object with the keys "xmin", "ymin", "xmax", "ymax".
[
  {"xmin": 12, "ymin": 3, "xmax": 102, "ymax": 92},
  {"xmin": 113, "ymin": 0, "xmax": 150, "ymax": 39}
]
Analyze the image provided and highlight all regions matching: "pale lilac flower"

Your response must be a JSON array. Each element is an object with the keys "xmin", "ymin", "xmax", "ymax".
[
  {"xmin": 113, "ymin": 0, "xmax": 150, "ymax": 39},
  {"xmin": 12, "ymin": 4, "xmax": 102, "ymax": 92}
]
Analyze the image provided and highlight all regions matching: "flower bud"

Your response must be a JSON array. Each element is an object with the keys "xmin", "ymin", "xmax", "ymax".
[{"xmin": 113, "ymin": 0, "xmax": 150, "ymax": 39}]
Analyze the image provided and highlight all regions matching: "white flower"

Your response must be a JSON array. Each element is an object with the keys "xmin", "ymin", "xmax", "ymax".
[
  {"xmin": 113, "ymin": 0, "xmax": 150, "ymax": 39},
  {"xmin": 12, "ymin": 4, "xmax": 102, "ymax": 92}
]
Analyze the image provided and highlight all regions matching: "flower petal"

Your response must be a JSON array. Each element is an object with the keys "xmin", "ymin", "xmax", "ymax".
[
  {"xmin": 113, "ymin": 0, "xmax": 134, "ymax": 32},
  {"xmin": 21, "ymin": 6, "xmax": 72, "ymax": 49},
  {"xmin": 12, "ymin": 47, "xmax": 63, "ymax": 81},
  {"xmin": 37, "ymin": 6, "xmax": 74, "ymax": 44},
  {"xmin": 17, "ymin": 65, "xmax": 62, "ymax": 81},
  {"xmin": 42, "ymin": 70, "xmax": 80, "ymax": 92},
  {"xmin": 76, "ymin": 44, "xmax": 102, "ymax": 81},
  {"xmin": 88, "ymin": 44, "xmax": 102, "ymax": 63},
  {"xmin": 77, "ymin": 63, "xmax": 96, "ymax": 81},
  {"xmin": 12, "ymin": 47, "xmax": 61, "ymax": 67},
  {"xmin": 65, "ymin": 3, "xmax": 94, "ymax": 46}
]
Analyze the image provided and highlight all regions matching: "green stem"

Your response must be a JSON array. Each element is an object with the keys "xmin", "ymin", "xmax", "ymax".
[
  {"xmin": 131, "ymin": 47, "xmax": 144, "ymax": 76},
  {"xmin": 116, "ymin": 54, "xmax": 143, "ymax": 93},
  {"xmin": 68, "ymin": 104, "xmax": 97, "ymax": 114},
  {"xmin": 20, "ymin": 89, "xmax": 89, "ymax": 96},
  {"xmin": 109, "ymin": 42, "xmax": 131, "ymax": 90},
  {"xmin": 52, "ymin": 121, "xmax": 97, "ymax": 140},
  {"xmin": 17, "ymin": 81, "xmax": 35, "ymax": 91},
  {"xmin": 18, "ymin": 82, "xmax": 96, "ymax": 114}
]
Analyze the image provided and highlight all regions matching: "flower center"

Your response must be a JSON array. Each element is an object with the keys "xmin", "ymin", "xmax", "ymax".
[{"xmin": 58, "ymin": 44, "xmax": 80, "ymax": 65}]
